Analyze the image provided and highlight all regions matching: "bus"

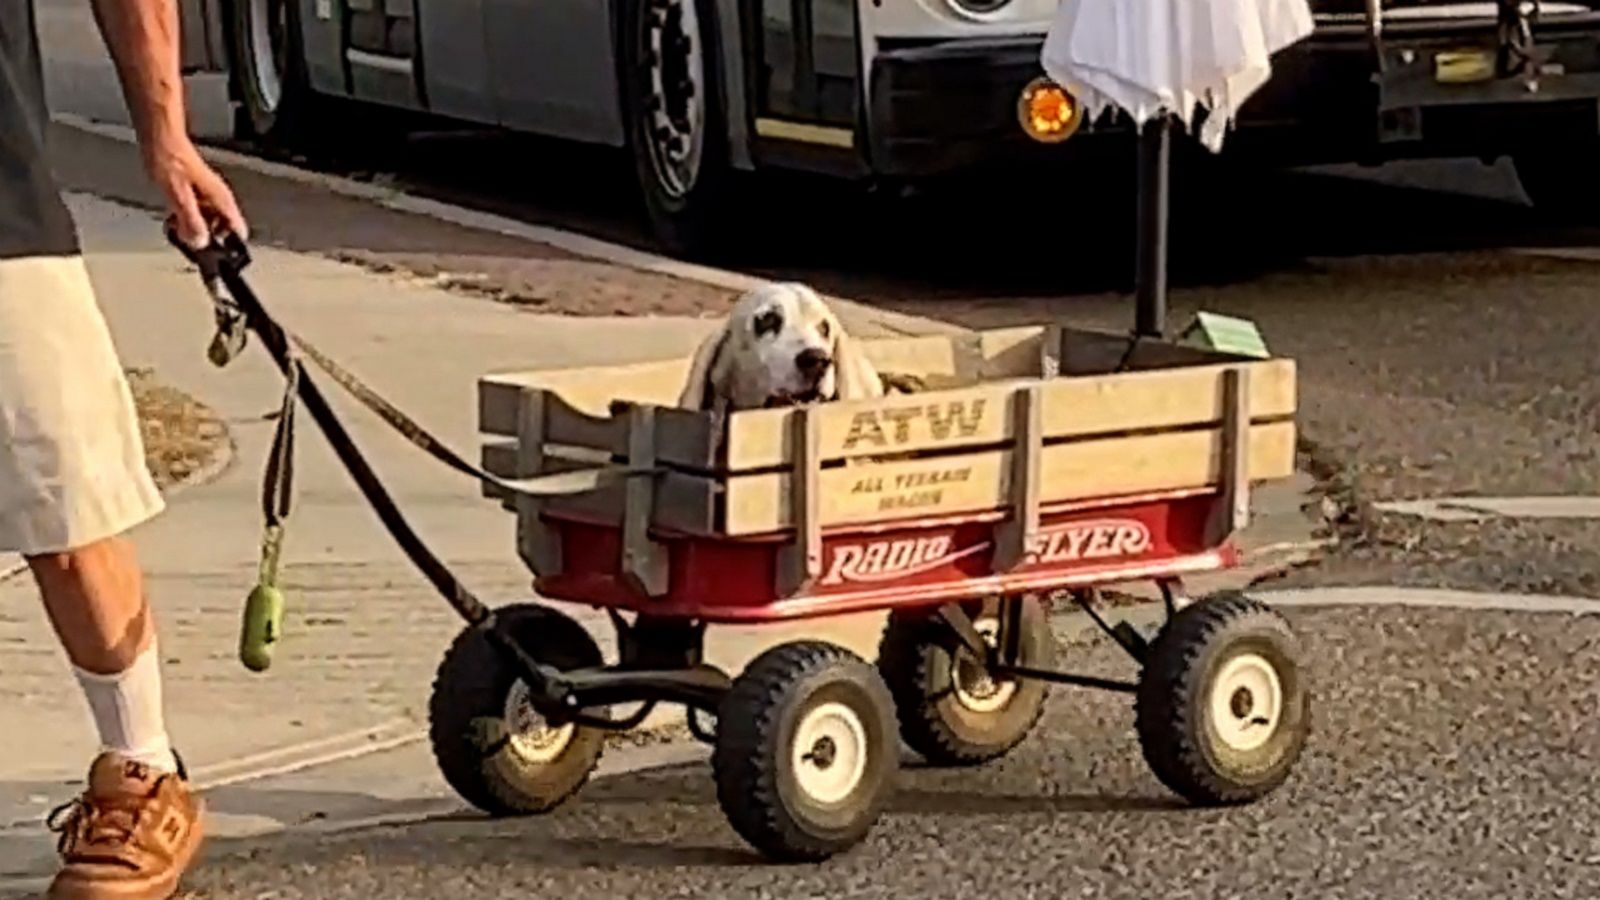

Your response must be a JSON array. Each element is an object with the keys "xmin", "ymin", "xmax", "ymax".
[{"xmin": 179, "ymin": 0, "xmax": 1600, "ymax": 255}]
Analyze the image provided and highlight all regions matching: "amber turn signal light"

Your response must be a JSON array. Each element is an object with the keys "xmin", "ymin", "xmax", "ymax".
[{"xmin": 1018, "ymin": 77, "xmax": 1082, "ymax": 144}]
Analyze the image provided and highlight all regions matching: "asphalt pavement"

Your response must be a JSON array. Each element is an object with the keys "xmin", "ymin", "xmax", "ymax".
[{"xmin": 177, "ymin": 604, "xmax": 1600, "ymax": 900}]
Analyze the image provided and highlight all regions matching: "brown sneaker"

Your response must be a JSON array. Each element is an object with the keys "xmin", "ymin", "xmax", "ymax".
[{"xmin": 45, "ymin": 753, "xmax": 205, "ymax": 900}]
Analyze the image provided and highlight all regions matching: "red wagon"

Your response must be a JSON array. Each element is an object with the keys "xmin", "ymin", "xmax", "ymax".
[{"xmin": 429, "ymin": 322, "xmax": 1312, "ymax": 862}]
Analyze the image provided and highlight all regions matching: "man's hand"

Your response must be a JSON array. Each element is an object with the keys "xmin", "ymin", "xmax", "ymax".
[
  {"xmin": 91, "ymin": 0, "xmax": 248, "ymax": 248},
  {"xmin": 144, "ymin": 135, "xmax": 248, "ymax": 248}
]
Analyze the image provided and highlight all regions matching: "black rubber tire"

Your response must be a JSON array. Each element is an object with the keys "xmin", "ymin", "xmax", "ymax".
[
  {"xmin": 1135, "ymin": 593, "xmax": 1310, "ymax": 806},
  {"xmin": 877, "ymin": 597, "xmax": 1054, "ymax": 767},
  {"xmin": 713, "ymin": 641, "xmax": 898, "ymax": 862},
  {"xmin": 619, "ymin": 0, "xmax": 734, "ymax": 258},
  {"xmin": 428, "ymin": 604, "xmax": 606, "ymax": 816},
  {"xmin": 1514, "ymin": 146, "xmax": 1600, "ymax": 222},
  {"xmin": 225, "ymin": 0, "xmax": 327, "ymax": 146}
]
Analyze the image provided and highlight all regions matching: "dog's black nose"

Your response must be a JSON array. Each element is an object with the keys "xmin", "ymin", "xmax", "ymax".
[{"xmin": 795, "ymin": 348, "xmax": 832, "ymax": 378}]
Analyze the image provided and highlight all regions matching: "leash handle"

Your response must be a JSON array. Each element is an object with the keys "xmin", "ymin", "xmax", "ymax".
[{"xmin": 165, "ymin": 215, "xmax": 252, "ymax": 278}]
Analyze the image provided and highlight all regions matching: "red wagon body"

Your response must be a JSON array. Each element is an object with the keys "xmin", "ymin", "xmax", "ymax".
[
  {"xmin": 442, "ymin": 322, "xmax": 1311, "ymax": 864},
  {"xmin": 537, "ymin": 489, "xmax": 1235, "ymax": 622}
]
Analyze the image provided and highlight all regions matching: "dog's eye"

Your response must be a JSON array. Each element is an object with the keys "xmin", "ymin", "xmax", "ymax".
[
  {"xmin": 753, "ymin": 309, "xmax": 783, "ymax": 338},
  {"xmin": 817, "ymin": 320, "xmax": 831, "ymax": 340}
]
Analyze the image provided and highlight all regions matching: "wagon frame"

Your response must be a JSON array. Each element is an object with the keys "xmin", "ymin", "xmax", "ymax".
[{"xmin": 430, "ymin": 321, "xmax": 1311, "ymax": 862}]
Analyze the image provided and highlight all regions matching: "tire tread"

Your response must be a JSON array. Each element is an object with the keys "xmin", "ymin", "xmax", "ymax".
[
  {"xmin": 713, "ymin": 641, "xmax": 894, "ymax": 862},
  {"xmin": 428, "ymin": 604, "xmax": 605, "ymax": 817},
  {"xmin": 1134, "ymin": 592, "xmax": 1307, "ymax": 806}
]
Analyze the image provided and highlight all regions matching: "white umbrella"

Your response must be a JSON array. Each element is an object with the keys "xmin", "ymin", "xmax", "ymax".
[{"xmin": 1041, "ymin": 0, "xmax": 1314, "ymax": 338}]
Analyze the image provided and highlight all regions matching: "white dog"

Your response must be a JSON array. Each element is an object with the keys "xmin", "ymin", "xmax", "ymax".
[{"xmin": 678, "ymin": 283, "xmax": 885, "ymax": 412}]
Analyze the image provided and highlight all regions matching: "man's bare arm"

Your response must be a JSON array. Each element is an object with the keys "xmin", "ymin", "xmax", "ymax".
[{"xmin": 89, "ymin": 0, "xmax": 246, "ymax": 244}]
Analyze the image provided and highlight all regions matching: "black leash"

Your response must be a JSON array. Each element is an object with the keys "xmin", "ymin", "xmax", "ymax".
[
  {"xmin": 171, "ymin": 225, "xmax": 498, "ymax": 634},
  {"xmin": 173, "ymin": 222, "xmax": 643, "ymax": 646},
  {"xmin": 166, "ymin": 225, "xmax": 664, "ymax": 720}
]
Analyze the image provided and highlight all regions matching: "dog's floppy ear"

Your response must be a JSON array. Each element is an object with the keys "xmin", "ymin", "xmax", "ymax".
[
  {"xmin": 831, "ymin": 329, "xmax": 885, "ymax": 401},
  {"xmin": 678, "ymin": 328, "xmax": 732, "ymax": 410}
]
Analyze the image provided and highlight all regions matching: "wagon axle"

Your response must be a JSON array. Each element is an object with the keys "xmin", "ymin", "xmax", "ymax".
[{"xmin": 481, "ymin": 591, "xmax": 1151, "ymax": 735}]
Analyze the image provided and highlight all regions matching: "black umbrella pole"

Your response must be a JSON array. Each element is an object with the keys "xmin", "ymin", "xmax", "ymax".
[{"xmin": 1134, "ymin": 115, "xmax": 1172, "ymax": 339}]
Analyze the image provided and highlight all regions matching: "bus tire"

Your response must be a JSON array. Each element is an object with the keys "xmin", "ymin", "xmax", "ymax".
[
  {"xmin": 226, "ymin": 0, "xmax": 324, "ymax": 147},
  {"xmin": 620, "ymin": 0, "xmax": 735, "ymax": 258}
]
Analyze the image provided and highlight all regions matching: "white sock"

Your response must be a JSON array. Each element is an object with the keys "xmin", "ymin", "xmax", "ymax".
[{"xmin": 72, "ymin": 642, "xmax": 179, "ymax": 774}]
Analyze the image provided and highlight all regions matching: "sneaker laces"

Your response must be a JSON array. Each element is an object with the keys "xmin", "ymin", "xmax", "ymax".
[{"xmin": 46, "ymin": 795, "xmax": 146, "ymax": 856}]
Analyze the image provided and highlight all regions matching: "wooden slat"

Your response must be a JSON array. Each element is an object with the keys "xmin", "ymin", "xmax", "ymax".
[
  {"xmin": 479, "ymin": 378, "xmax": 521, "ymax": 438},
  {"xmin": 654, "ymin": 407, "xmax": 721, "ymax": 471},
  {"xmin": 776, "ymin": 407, "xmax": 822, "ymax": 596},
  {"xmin": 490, "ymin": 389, "xmax": 721, "ymax": 471},
  {"xmin": 482, "ymin": 439, "xmax": 517, "ymax": 481},
  {"xmin": 980, "ymin": 326, "xmax": 1051, "ymax": 379},
  {"xmin": 515, "ymin": 389, "xmax": 561, "ymax": 575},
  {"xmin": 720, "ymin": 359, "xmax": 1295, "ymax": 471},
  {"xmin": 1223, "ymin": 367, "xmax": 1253, "ymax": 534},
  {"xmin": 621, "ymin": 405, "xmax": 668, "ymax": 596},
  {"xmin": 483, "ymin": 443, "xmax": 614, "ymax": 508},
  {"xmin": 721, "ymin": 421, "xmax": 1297, "ymax": 535},
  {"xmin": 995, "ymin": 384, "xmax": 1042, "ymax": 570},
  {"xmin": 542, "ymin": 392, "xmax": 628, "ymax": 454},
  {"xmin": 479, "ymin": 324, "xmax": 1275, "ymax": 438},
  {"xmin": 479, "ymin": 357, "xmax": 691, "ymax": 434},
  {"xmin": 539, "ymin": 471, "xmax": 720, "ymax": 535},
  {"xmin": 481, "ymin": 327, "xmax": 1052, "ymax": 437}
]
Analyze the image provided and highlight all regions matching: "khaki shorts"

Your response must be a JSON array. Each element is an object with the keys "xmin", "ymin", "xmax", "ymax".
[{"xmin": 0, "ymin": 255, "xmax": 163, "ymax": 555}]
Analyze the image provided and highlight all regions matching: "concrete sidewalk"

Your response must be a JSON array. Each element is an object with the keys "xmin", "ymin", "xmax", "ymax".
[{"xmin": 0, "ymin": 193, "xmax": 1321, "ymax": 887}]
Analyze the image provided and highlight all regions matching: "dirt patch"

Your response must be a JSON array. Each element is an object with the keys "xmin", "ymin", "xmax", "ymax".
[{"xmin": 125, "ymin": 368, "xmax": 232, "ymax": 491}]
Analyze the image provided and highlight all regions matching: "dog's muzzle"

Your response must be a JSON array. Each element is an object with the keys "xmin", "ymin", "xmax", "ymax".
[{"xmin": 795, "ymin": 348, "xmax": 832, "ymax": 380}]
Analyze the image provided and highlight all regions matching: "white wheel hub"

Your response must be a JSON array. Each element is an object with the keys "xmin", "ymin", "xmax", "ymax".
[
  {"xmin": 792, "ymin": 701, "xmax": 869, "ymax": 805},
  {"xmin": 1208, "ymin": 652, "xmax": 1283, "ymax": 753},
  {"xmin": 953, "ymin": 619, "xmax": 1017, "ymax": 714},
  {"xmin": 504, "ymin": 679, "xmax": 576, "ymax": 764}
]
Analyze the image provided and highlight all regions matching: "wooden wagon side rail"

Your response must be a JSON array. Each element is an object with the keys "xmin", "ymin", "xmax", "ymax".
[
  {"xmin": 482, "ymin": 352, "xmax": 1294, "ymax": 474},
  {"xmin": 477, "ymin": 324, "xmax": 1299, "ymax": 598}
]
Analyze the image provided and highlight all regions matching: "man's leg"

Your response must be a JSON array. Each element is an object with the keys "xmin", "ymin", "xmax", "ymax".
[
  {"xmin": 30, "ymin": 536, "xmax": 178, "ymax": 774},
  {"xmin": 0, "ymin": 255, "xmax": 202, "ymax": 900}
]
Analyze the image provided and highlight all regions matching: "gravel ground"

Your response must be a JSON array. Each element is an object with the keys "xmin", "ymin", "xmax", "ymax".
[{"xmin": 176, "ymin": 605, "xmax": 1600, "ymax": 899}]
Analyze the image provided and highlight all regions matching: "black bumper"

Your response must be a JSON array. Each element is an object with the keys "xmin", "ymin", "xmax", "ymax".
[{"xmin": 867, "ymin": 16, "xmax": 1600, "ymax": 178}]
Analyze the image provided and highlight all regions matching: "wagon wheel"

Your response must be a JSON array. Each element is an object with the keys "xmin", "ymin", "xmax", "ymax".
[
  {"xmin": 877, "ymin": 596, "xmax": 1054, "ymax": 766},
  {"xmin": 712, "ymin": 641, "xmax": 898, "ymax": 862},
  {"xmin": 428, "ymin": 603, "xmax": 606, "ymax": 816},
  {"xmin": 1135, "ymin": 592, "xmax": 1310, "ymax": 805}
]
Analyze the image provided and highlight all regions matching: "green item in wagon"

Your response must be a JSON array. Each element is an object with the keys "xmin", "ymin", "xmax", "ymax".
[{"xmin": 1178, "ymin": 311, "xmax": 1270, "ymax": 359}]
